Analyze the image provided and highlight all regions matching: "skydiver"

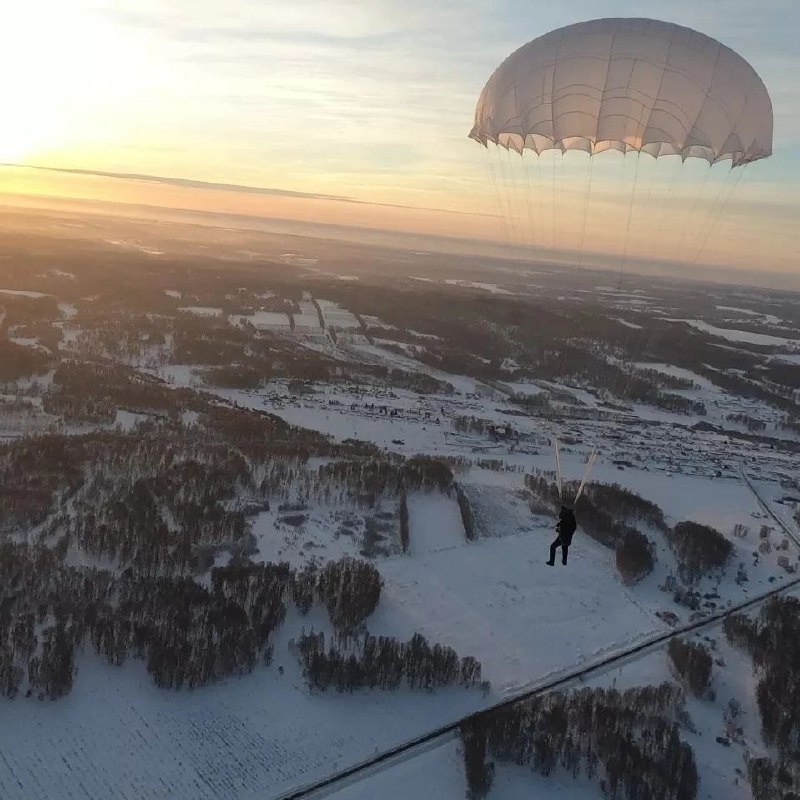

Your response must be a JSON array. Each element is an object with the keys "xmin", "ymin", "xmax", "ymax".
[{"xmin": 547, "ymin": 505, "xmax": 577, "ymax": 566}]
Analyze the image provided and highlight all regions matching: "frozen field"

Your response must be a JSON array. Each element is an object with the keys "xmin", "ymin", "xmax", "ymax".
[{"xmin": 3, "ymin": 290, "xmax": 799, "ymax": 800}]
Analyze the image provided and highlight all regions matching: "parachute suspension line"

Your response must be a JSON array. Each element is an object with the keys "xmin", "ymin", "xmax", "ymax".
[
  {"xmin": 688, "ymin": 165, "xmax": 733, "ymax": 263},
  {"xmin": 642, "ymin": 152, "xmax": 660, "ymax": 213},
  {"xmin": 558, "ymin": 149, "xmax": 566, "ymax": 247},
  {"xmin": 505, "ymin": 146, "xmax": 524, "ymax": 245},
  {"xmin": 616, "ymin": 151, "xmax": 642, "ymax": 291},
  {"xmin": 481, "ymin": 145, "xmax": 512, "ymax": 247},
  {"xmin": 647, "ymin": 156, "xmax": 682, "ymax": 265},
  {"xmin": 573, "ymin": 448, "xmax": 598, "ymax": 505},
  {"xmin": 553, "ymin": 437, "xmax": 563, "ymax": 503},
  {"xmin": 631, "ymin": 156, "xmax": 652, "ymax": 266},
  {"xmin": 493, "ymin": 147, "xmax": 516, "ymax": 244},
  {"xmin": 491, "ymin": 148, "xmax": 517, "ymax": 248},
  {"xmin": 691, "ymin": 163, "xmax": 748, "ymax": 266},
  {"xmin": 522, "ymin": 150, "xmax": 538, "ymax": 248},
  {"xmin": 536, "ymin": 152, "xmax": 545, "ymax": 251},
  {"xmin": 676, "ymin": 161, "xmax": 712, "ymax": 263},
  {"xmin": 577, "ymin": 154, "xmax": 594, "ymax": 269},
  {"xmin": 551, "ymin": 148, "xmax": 558, "ymax": 251}
]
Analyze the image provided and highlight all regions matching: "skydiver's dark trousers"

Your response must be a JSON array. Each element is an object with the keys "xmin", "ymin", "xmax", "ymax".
[{"xmin": 549, "ymin": 536, "xmax": 569, "ymax": 565}]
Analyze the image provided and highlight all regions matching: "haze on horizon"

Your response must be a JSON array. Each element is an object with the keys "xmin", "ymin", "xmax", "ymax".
[{"xmin": 0, "ymin": 1, "xmax": 797, "ymax": 281}]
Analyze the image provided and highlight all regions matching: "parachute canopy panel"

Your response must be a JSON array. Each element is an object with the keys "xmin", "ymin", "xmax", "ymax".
[{"xmin": 470, "ymin": 18, "xmax": 773, "ymax": 166}]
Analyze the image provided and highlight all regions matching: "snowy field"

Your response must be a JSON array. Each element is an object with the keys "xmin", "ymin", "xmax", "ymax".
[
  {"xmin": 3, "ymin": 289, "xmax": 799, "ymax": 800},
  {"xmin": 323, "ymin": 601, "xmax": 784, "ymax": 800},
  {"xmin": 0, "ymin": 523, "xmax": 666, "ymax": 800},
  {"xmin": 317, "ymin": 299, "xmax": 361, "ymax": 330},
  {"xmin": 671, "ymin": 319, "xmax": 800, "ymax": 348},
  {"xmin": 3, "ymin": 458, "xmax": 794, "ymax": 800},
  {"xmin": 178, "ymin": 306, "xmax": 224, "ymax": 317},
  {"xmin": 232, "ymin": 311, "xmax": 292, "ymax": 328}
]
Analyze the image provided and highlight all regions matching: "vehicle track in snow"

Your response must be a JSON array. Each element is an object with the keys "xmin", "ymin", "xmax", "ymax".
[
  {"xmin": 277, "ymin": 569, "xmax": 800, "ymax": 800},
  {"xmin": 740, "ymin": 466, "xmax": 800, "ymax": 549}
]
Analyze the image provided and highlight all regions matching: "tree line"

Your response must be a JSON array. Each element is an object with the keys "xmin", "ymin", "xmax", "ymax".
[
  {"xmin": 292, "ymin": 630, "xmax": 482, "ymax": 693},
  {"xmin": 724, "ymin": 596, "xmax": 800, "ymax": 799},
  {"xmin": 667, "ymin": 637, "xmax": 714, "ymax": 698},
  {"xmin": 460, "ymin": 683, "xmax": 697, "ymax": 800},
  {"xmin": 0, "ymin": 542, "xmax": 385, "ymax": 700}
]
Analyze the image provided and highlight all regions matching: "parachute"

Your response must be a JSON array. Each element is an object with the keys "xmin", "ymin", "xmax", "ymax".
[
  {"xmin": 470, "ymin": 18, "xmax": 772, "ymax": 167},
  {"xmin": 469, "ymin": 18, "xmax": 774, "ymax": 272}
]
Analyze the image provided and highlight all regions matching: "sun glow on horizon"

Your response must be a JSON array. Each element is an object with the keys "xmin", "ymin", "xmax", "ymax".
[
  {"xmin": 0, "ymin": 1, "xmax": 794, "ymax": 277},
  {"xmin": 0, "ymin": 5, "xmax": 162, "ymax": 163}
]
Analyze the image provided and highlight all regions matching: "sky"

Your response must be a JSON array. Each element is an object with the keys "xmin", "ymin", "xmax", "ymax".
[{"xmin": 0, "ymin": 0, "xmax": 798, "ymax": 277}]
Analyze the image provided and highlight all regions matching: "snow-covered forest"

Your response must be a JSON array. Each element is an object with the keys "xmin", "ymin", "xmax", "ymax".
[{"xmin": 1, "ymin": 212, "xmax": 799, "ymax": 799}]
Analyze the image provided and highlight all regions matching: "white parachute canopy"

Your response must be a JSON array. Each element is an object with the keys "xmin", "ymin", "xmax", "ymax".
[{"xmin": 470, "ymin": 18, "xmax": 773, "ymax": 167}]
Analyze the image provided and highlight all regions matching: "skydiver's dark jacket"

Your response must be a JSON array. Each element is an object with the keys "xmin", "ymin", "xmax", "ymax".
[{"xmin": 556, "ymin": 508, "xmax": 577, "ymax": 544}]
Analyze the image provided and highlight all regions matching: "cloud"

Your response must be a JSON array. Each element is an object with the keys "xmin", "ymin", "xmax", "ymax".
[
  {"xmin": 5, "ymin": 163, "xmax": 354, "ymax": 201},
  {"xmin": 2, "ymin": 162, "xmax": 487, "ymax": 217}
]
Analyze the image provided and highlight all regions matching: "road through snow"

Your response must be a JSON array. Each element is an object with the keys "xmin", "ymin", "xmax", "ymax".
[{"xmin": 279, "ymin": 572, "xmax": 800, "ymax": 800}]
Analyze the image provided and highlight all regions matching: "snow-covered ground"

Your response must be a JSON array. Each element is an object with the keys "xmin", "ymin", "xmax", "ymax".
[
  {"xmin": 0, "ymin": 634, "xmax": 482, "ymax": 800},
  {"xmin": 3, "ymin": 286, "xmax": 799, "ymax": 800},
  {"xmin": 317, "ymin": 299, "xmax": 361, "ymax": 330},
  {"xmin": 444, "ymin": 280, "xmax": 513, "ymax": 295},
  {"xmin": 671, "ymin": 319, "xmax": 800, "ymax": 348},
  {"xmin": 0, "ymin": 517, "xmax": 666, "ymax": 800},
  {"xmin": 373, "ymin": 529, "xmax": 664, "ymax": 694},
  {"xmin": 232, "ymin": 311, "xmax": 292, "ymax": 328},
  {"xmin": 0, "ymin": 288, "xmax": 49, "ymax": 298},
  {"xmin": 178, "ymin": 306, "xmax": 224, "ymax": 317}
]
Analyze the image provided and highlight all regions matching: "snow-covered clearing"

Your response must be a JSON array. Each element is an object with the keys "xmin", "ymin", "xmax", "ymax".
[
  {"xmin": 501, "ymin": 381, "xmax": 546, "ymax": 397},
  {"xmin": 716, "ymin": 305, "xmax": 782, "ymax": 326},
  {"xmin": 371, "ymin": 531, "xmax": 664, "ymax": 693},
  {"xmin": 294, "ymin": 301, "xmax": 321, "ymax": 331},
  {"xmin": 249, "ymin": 502, "xmax": 401, "ymax": 567},
  {"xmin": 672, "ymin": 319, "xmax": 800, "ymax": 348},
  {"xmin": 633, "ymin": 362, "xmax": 717, "ymax": 390},
  {"xmin": 538, "ymin": 381, "xmax": 599, "ymax": 408},
  {"xmin": 232, "ymin": 311, "xmax": 292, "ymax": 328},
  {"xmin": 773, "ymin": 353, "xmax": 800, "ymax": 365},
  {"xmin": 317, "ymin": 299, "xmax": 360, "ymax": 330},
  {"xmin": 0, "ymin": 289, "xmax": 48, "ymax": 298},
  {"xmin": 0, "ymin": 633, "xmax": 481, "ymax": 800},
  {"xmin": 407, "ymin": 492, "xmax": 464, "ymax": 555},
  {"xmin": 0, "ymin": 524, "xmax": 672, "ymax": 800},
  {"xmin": 178, "ymin": 306, "xmax": 224, "ymax": 317},
  {"xmin": 113, "ymin": 409, "xmax": 152, "ymax": 432},
  {"xmin": 444, "ymin": 280, "xmax": 512, "ymax": 295},
  {"xmin": 326, "ymin": 738, "xmax": 468, "ymax": 800}
]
